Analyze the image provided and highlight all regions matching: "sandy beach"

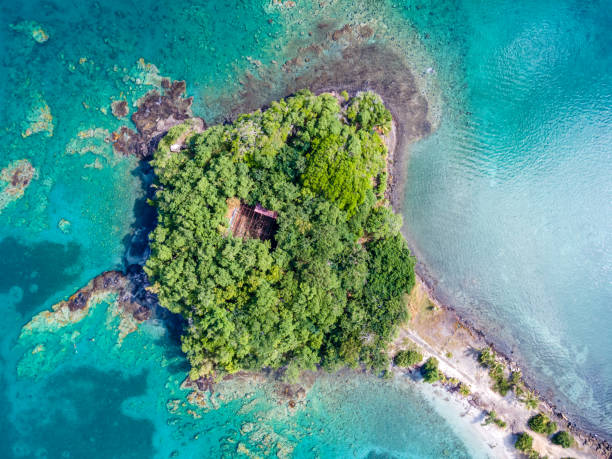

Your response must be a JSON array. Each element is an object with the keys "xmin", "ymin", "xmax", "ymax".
[{"xmin": 389, "ymin": 278, "xmax": 606, "ymax": 458}]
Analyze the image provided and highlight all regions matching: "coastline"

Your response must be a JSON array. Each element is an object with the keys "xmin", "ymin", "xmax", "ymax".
[
  {"xmin": 394, "ymin": 278, "xmax": 608, "ymax": 458},
  {"xmin": 100, "ymin": 74, "xmax": 611, "ymax": 456},
  {"xmin": 382, "ymin": 99, "xmax": 612, "ymax": 457}
]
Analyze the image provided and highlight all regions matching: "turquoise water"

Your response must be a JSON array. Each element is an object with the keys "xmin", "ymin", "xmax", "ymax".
[
  {"xmin": 14, "ymin": 297, "xmax": 472, "ymax": 458},
  {"xmin": 1, "ymin": 0, "xmax": 610, "ymax": 457},
  {"xmin": 402, "ymin": 0, "xmax": 612, "ymax": 439},
  {"xmin": 0, "ymin": 1, "xmax": 480, "ymax": 457}
]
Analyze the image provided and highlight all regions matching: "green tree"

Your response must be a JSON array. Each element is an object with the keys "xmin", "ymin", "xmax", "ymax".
[
  {"xmin": 515, "ymin": 432, "xmax": 533, "ymax": 452},
  {"xmin": 145, "ymin": 90, "xmax": 415, "ymax": 379},
  {"xmin": 528, "ymin": 413, "xmax": 557, "ymax": 435},
  {"xmin": 551, "ymin": 430, "xmax": 573, "ymax": 448},
  {"xmin": 421, "ymin": 357, "xmax": 441, "ymax": 383},
  {"xmin": 394, "ymin": 349, "xmax": 423, "ymax": 367}
]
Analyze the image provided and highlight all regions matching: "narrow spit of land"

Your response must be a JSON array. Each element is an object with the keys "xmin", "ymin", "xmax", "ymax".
[{"xmin": 388, "ymin": 279, "xmax": 606, "ymax": 459}]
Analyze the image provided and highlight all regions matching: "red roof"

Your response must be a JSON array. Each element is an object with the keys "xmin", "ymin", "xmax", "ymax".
[{"xmin": 254, "ymin": 203, "xmax": 278, "ymax": 219}]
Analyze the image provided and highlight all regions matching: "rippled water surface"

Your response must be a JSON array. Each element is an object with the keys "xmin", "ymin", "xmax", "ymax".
[
  {"xmin": 403, "ymin": 0, "xmax": 612, "ymax": 439},
  {"xmin": 0, "ymin": 0, "xmax": 480, "ymax": 457},
  {"xmin": 1, "ymin": 0, "xmax": 610, "ymax": 457}
]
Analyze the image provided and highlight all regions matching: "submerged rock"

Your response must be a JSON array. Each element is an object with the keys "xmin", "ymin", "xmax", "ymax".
[
  {"xmin": 0, "ymin": 159, "xmax": 37, "ymax": 213},
  {"xmin": 10, "ymin": 20, "xmax": 49, "ymax": 44},
  {"xmin": 57, "ymin": 218, "xmax": 71, "ymax": 234},
  {"xmin": 22, "ymin": 98, "xmax": 54, "ymax": 138},
  {"xmin": 111, "ymin": 100, "xmax": 129, "ymax": 119},
  {"xmin": 110, "ymin": 79, "xmax": 206, "ymax": 159},
  {"xmin": 21, "ymin": 266, "xmax": 157, "ymax": 344}
]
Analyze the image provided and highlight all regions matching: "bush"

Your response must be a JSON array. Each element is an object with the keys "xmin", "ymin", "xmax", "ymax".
[
  {"xmin": 493, "ymin": 375, "xmax": 512, "ymax": 396},
  {"xmin": 394, "ymin": 349, "xmax": 423, "ymax": 367},
  {"xmin": 495, "ymin": 418, "xmax": 508, "ymax": 428},
  {"xmin": 478, "ymin": 347, "xmax": 497, "ymax": 368},
  {"xmin": 520, "ymin": 389, "xmax": 539, "ymax": 410},
  {"xmin": 551, "ymin": 430, "xmax": 573, "ymax": 448},
  {"xmin": 528, "ymin": 413, "xmax": 557, "ymax": 435},
  {"xmin": 447, "ymin": 377, "xmax": 459, "ymax": 386},
  {"xmin": 420, "ymin": 357, "xmax": 440, "ymax": 383},
  {"xmin": 515, "ymin": 432, "xmax": 533, "ymax": 452},
  {"xmin": 478, "ymin": 347, "xmax": 514, "ymax": 396},
  {"xmin": 459, "ymin": 383, "xmax": 471, "ymax": 397},
  {"xmin": 483, "ymin": 410, "xmax": 507, "ymax": 429}
]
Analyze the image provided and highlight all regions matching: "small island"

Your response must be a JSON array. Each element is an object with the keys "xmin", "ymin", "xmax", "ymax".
[
  {"xmin": 145, "ymin": 90, "xmax": 415, "ymax": 381},
  {"xmin": 17, "ymin": 80, "xmax": 609, "ymax": 458}
]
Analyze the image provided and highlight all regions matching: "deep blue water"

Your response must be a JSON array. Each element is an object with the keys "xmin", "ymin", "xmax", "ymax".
[{"xmin": 0, "ymin": 0, "xmax": 610, "ymax": 457}]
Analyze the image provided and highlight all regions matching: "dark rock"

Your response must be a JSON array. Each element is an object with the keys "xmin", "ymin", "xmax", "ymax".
[
  {"xmin": 331, "ymin": 24, "xmax": 352, "ymax": 41},
  {"xmin": 110, "ymin": 80, "xmax": 206, "ymax": 159},
  {"xmin": 67, "ymin": 291, "xmax": 91, "ymax": 311},
  {"xmin": 111, "ymin": 100, "xmax": 129, "ymax": 119}
]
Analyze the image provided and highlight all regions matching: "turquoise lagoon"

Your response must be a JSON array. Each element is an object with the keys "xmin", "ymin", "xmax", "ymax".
[{"xmin": 0, "ymin": 0, "xmax": 610, "ymax": 458}]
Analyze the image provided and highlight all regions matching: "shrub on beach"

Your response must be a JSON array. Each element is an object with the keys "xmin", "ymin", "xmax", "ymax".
[
  {"xmin": 420, "ymin": 357, "xmax": 440, "ymax": 383},
  {"xmin": 394, "ymin": 349, "xmax": 423, "ymax": 367},
  {"xmin": 478, "ymin": 347, "xmax": 497, "ymax": 368},
  {"xmin": 515, "ymin": 432, "xmax": 533, "ymax": 452},
  {"xmin": 483, "ymin": 410, "xmax": 507, "ymax": 429},
  {"xmin": 519, "ymin": 389, "xmax": 540, "ymax": 410},
  {"xmin": 551, "ymin": 430, "xmax": 573, "ymax": 448},
  {"xmin": 528, "ymin": 413, "xmax": 557, "ymax": 435},
  {"xmin": 478, "ymin": 347, "xmax": 515, "ymax": 396}
]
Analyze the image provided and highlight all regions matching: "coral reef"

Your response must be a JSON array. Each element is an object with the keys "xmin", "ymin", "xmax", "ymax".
[
  {"xmin": 65, "ymin": 128, "xmax": 114, "ymax": 165},
  {"xmin": 0, "ymin": 159, "xmax": 37, "ymax": 213},
  {"xmin": 21, "ymin": 267, "xmax": 156, "ymax": 344},
  {"xmin": 22, "ymin": 98, "xmax": 54, "ymax": 138}
]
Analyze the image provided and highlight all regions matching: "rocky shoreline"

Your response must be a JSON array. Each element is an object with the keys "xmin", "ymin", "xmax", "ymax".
[
  {"xmin": 110, "ymin": 78, "xmax": 205, "ymax": 159},
  {"xmin": 68, "ymin": 54, "xmax": 610, "ymax": 455},
  {"xmin": 409, "ymin": 273, "xmax": 612, "ymax": 459},
  {"xmin": 20, "ymin": 267, "xmax": 160, "ymax": 341}
]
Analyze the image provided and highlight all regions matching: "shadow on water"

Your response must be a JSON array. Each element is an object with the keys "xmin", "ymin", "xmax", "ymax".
[
  {"xmin": 0, "ymin": 237, "xmax": 82, "ymax": 316},
  {"xmin": 121, "ymin": 162, "xmax": 189, "ymax": 357},
  {"xmin": 13, "ymin": 367, "xmax": 154, "ymax": 459},
  {"xmin": 365, "ymin": 452, "xmax": 399, "ymax": 459},
  {"xmin": 122, "ymin": 162, "xmax": 157, "ymax": 268}
]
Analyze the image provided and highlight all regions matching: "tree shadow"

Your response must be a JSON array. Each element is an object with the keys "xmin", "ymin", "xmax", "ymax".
[{"xmin": 121, "ymin": 161, "xmax": 157, "ymax": 268}]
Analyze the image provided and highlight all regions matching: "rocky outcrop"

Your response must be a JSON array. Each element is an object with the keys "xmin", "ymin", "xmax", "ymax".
[
  {"xmin": 111, "ymin": 100, "xmax": 129, "ymax": 119},
  {"xmin": 22, "ymin": 266, "xmax": 157, "ymax": 337},
  {"xmin": 111, "ymin": 79, "xmax": 206, "ymax": 159}
]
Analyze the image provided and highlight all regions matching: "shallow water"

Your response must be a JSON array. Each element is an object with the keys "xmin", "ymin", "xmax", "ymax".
[
  {"xmin": 0, "ymin": 1, "xmax": 484, "ymax": 457},
  {"xmin": 402, "ymin": 0, "xmax": 612, "ymax": 439},
  {"xmin": 1, "ymin": 0, "xmax": 610, "ymax": 456}
]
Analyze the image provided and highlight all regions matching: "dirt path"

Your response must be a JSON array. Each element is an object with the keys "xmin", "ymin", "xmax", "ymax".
[{"xmin": 389, "ymin": 281, "xmax": 596, "ymax": 459}]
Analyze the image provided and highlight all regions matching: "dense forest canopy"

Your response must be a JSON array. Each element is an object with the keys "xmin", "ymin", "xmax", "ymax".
[{"xmin": 145, "ymin": 90, "xmax": 415, "ymax": 380}]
